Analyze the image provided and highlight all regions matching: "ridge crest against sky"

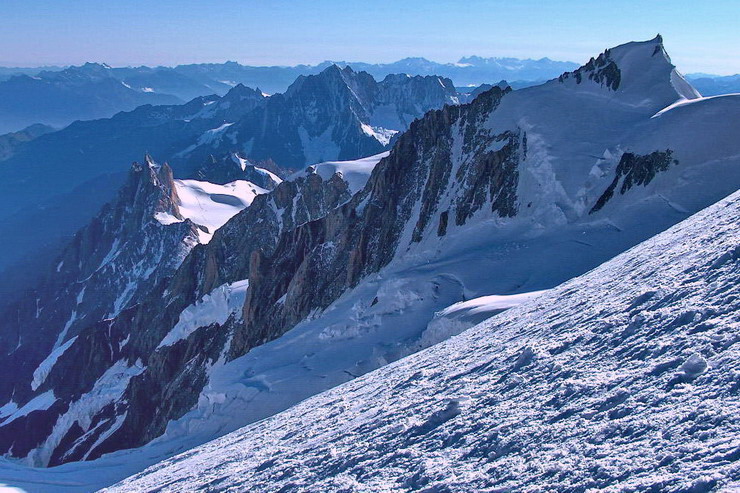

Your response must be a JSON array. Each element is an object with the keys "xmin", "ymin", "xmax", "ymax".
[{"xmin": 2, "ymin": 0, "xmax": 739, "ymax": 74}]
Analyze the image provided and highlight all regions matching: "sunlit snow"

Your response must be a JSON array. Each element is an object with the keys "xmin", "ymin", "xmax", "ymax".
[
  {"xmin": 107, "ymin": 190, "xmax": 740, "ymax": 493},
  {"xmin": 155, "ymin": 179, "xmax": 269, "ymax": 243}
]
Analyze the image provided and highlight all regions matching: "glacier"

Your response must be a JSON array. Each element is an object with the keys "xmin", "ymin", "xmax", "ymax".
[{"xmin": 107, "ymin": 188, "xmax": 740, "ymax": 492}]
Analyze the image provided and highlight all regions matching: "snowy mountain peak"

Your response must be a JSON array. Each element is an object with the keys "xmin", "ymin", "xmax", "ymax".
[
  {"xmin": 285, "ymin": 63, "xmax": 374, "ymax": 103},
  {"xmin": 557, "ymin": 36, "xmax": 700, "ymax": 106},
  {"xmin": 221, "ymin": 83, "xmax": 265, "ymax": 102}
]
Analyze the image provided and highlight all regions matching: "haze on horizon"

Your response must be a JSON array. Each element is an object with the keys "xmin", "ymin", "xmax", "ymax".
[{"xmin": 2, "ymin": 0, "xmax": 739, "ymax": 75}]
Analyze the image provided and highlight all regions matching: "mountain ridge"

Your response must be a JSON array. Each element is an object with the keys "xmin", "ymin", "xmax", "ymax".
[
  {"xmin": 0, "ymin": 37, "xmax": 738, "ymax": 491},
  {"xmin": 1, "ymin": 55, "xmax": 578, "ymax": 98},
  {"xmin": 108, "ymin": 187, "xmax": 740, "ymax": 493},
  {"xmin": 0, "ymin": 65, "xmax": 182, "ymax": 133},
  {"xmin": 0, "ymin": 65, "xmax": 459, "ymax": 295}
]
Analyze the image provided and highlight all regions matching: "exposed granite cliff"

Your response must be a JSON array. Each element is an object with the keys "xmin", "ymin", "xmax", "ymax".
[{"xmin": 0, "ymin": 157, "xmax": 201, "ymax": 459}]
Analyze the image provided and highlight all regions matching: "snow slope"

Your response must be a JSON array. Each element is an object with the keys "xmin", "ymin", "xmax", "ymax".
[
  {"xmin": 157, "ymin": 280, "xmax": 249, "ymax": 348},
  {"xmin": 292, "ymin": 151, "xmax": 390, "ymax": 194},
  {"xmin": 108, "ymin": 189, "xmax": 740, "ymax": 493},
  {"xmin": 155, "ymin": 179, "xmax": 269, "ymax": 243}
]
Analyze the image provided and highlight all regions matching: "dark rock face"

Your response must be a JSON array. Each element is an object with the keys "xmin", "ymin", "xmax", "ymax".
[
  {"xmin": 190, "ymin": 152, "xmax": 284, "ymax": 188},
  {"xmin": 452, "ymin": 129, "xmax": 519, "ymax": 227},
  {"xmin": 591, "ymin": 150, "xmax": 677, "ymax": 213},
  {"xmin": 185, "ymin": 65, "xmax": 462, "ymax": 168},
  {"xmin": 374, "ymin": 72, "xmax": 461, "ymax": 128},
  {"xmin": 0, "ymin": 400, "xmax": 69, "ymax": 460},
  {"xmin": 87, "ymin": 319, "xmax": 229, "ymax": 463},
  {"xmin": 237, "ymin": 86, "xmax": 515, "ymax": 356},
  {"xmin": 0, "ymin": 157, "xmax": 203, "ymax": 463},
  {"xmin": 558, "ymin": 49, "xmax": 621, "ymax": 90}
]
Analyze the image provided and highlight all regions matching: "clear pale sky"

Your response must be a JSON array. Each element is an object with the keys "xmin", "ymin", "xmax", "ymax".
[{"xmin": 1, "ymin": 0, "xmax": 738, "ymax": 74}]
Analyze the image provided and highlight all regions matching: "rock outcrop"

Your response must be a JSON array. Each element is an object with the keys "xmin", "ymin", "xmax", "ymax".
[
  {"xmin": 0, "ymin": 156, "xmax": 203, "ymax": 460},
  {"xmin": 190, "ymin": 152, "xmax": 284, "ymax": 188}
]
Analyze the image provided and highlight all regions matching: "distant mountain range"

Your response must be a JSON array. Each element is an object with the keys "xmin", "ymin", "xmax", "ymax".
[
  {"xmin": 0, "ymin": 56, "xmax": 580, "ymax": 91},
  {"xmin": 0, "ymin": 57, "xmax": 578, "ymax": 133},
  {"xmin": 0, "ymin": 123, "xmax": 54, "ymax": 161},
  {"xmin": 4, "ymin": 58, "xmax": 738, "ymax": 136},
  {"xmin": 0, "ymin": 64, "xmax": 181, "ymax": 134},
  {"xmin": 685, "ymin": 73, "xmax": 740, "ymax": 96},
  {"xmin": 0, "ymin": 65, "xmax": 470, "ymax": 296},
  {"xmin": 173, "ymin": 57, "xmax": 520, "ymax": 99}
]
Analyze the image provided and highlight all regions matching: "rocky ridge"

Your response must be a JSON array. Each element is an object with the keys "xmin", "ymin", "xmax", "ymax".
[
  {"xmin": 0, "ymin": 66, "xmax": 463, "ymax": 288},
  {"xmin": 0, "ymin": 157, "xmax": 202, "ymax": 459},
  {"xmin": 0, "ymin": 152, "xmax": 385, "ymax": 466}
]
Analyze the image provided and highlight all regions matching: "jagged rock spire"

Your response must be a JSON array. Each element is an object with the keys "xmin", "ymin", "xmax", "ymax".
[{"xmin": 126, "ymin": 155, "xmax": 182, "ymax": 224}]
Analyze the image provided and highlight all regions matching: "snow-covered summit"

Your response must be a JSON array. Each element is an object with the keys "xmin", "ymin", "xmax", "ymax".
[
  {"xmin": 555, "ymin": 35, "xmax": 699, "ymax": 104},
  {"xmin": 606, "ymin": 35, "xmax": 699, "ymax": 102}
]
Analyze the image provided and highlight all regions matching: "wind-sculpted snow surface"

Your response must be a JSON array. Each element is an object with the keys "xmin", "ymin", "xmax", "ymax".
[{"xmin": 109, "ymin": 190, "xmax": 740, "ymax": 493}]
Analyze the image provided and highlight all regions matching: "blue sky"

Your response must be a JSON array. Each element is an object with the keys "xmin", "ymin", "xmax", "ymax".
[{"xmin": 1, "ymin": 0, "xmax": 738, "ymax": 74}]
